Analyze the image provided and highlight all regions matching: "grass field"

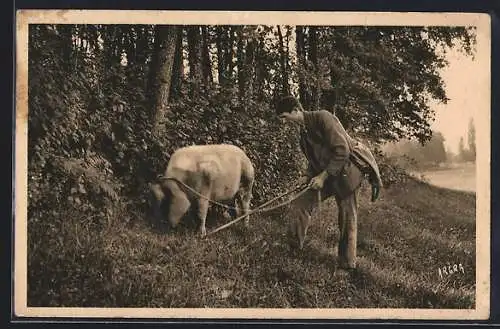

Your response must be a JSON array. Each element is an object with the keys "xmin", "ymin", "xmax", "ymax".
[{"xmin": 28, "ymin": 177, "xmax": 476, "ymax": 309}]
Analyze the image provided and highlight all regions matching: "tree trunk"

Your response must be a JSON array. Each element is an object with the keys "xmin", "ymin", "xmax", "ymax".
[
  {"xmin": 244, "ymin": 37, "xmax": 256, "ymax": 101},
  {"xmin": 226, "ymin": 27, "xmax": 236, "ymax": 85},
  {"xmin": 101, "ymin": 25, "xmax": 123, "ymax": 94},
  {"xmin": 237, "ymin": 27, "xmax": 247, "ymax": 102},
  {"xmin": 149, "ymin": 25, "xmax": 178, "ymax": 137},
  {"xmin": 295, "ymin": 26, "xmax": 308, "ymax": 106},
  {"xmin": 254, "ymin": 37, "xmax": 266, "ymax": 101},
  {"xmin": 124, "ymin": 26, "xmax": 140, "ymax": 87},
  {"xmin": 170, "ymin": 27, "xmax": 184, "ymax": 100},
  {"xmin": 57, "ymin": 24, "xmax": 74, "ymax": 72},
  {"xmin": 187, "ymin": 26, "xmax": 202, "ymax": 96},
  {"xmin": 146, "ymin": 26, "xmax": 161, "ymax": 101},
  {"xmin": 216, "ymin": 25, "xmax": 234, "ymax": 86},
  {"xmin": 309, "ymin": 26, "xmax": 320, "ymax": 110},
  {"xmin": 135, "ymin": 26, "xmax": 152, "ymax": 82},
  {"xmin": 277, "ymin": 25, "xmax": 290, "ymax": 95},
  {"xmin": 125, "ymin": 27, "xmax": 137, "ymax": 70},
  {"xmin": 201, "ymin": 26, "xmax": 213, "ymax": 89},
  {"xmin": 215, "ymin": 26, "xmax": 226, "ymax": 85}
]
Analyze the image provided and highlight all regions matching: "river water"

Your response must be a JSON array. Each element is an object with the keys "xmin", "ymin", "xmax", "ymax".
[{"xmin": 415, "ymin": 163, "xmax": 476, "ymax": 193}]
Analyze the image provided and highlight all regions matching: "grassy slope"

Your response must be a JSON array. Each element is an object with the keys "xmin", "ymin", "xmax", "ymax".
[{"xmin": 29, "ymin": 178, "xmax": 476, "ymax": 308}]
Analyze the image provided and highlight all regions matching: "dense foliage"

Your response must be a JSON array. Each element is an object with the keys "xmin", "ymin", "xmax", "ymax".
[
  {"xmin": 26, "ymin": 23, "xmax": 475, "ymax": 306},
  {"xmin": 383, "ymin": 131, "xmax": 448, "ymax": 170}
]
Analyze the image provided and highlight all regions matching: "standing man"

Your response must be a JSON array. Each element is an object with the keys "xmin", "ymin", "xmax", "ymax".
[{"xmin": 275, "ymin": 95, "xmax": 382, "ymax": 269}]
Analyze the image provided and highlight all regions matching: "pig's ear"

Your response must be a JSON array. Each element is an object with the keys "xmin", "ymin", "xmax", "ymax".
[{"xmin": 149, "ymin": 182, "xmax": 165, "ymax": 201}]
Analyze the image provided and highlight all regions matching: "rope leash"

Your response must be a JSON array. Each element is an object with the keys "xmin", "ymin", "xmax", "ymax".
[
  {"xmin": 157, "ymin": 176, "xmax": 243, "ymax": 211},
  {"xmin": 158, "ymin": 176, "xmax": 307, "ymax": 213},
  {"xmin": 206, "ymin": 184, "xmax": 311, "ymax": 237},
  {"xmin": 157, "ymin": 176, "xmax": 312, "ymax": 236}
]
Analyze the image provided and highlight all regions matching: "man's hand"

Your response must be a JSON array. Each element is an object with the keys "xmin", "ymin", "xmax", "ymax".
[{"xmin": 309, "ymin": 171, "xmax": 329, "ymax": 190}]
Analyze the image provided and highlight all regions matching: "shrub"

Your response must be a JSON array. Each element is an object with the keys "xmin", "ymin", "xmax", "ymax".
[{"xmin": 373, "ymin": 148, "xmax": 411, "ymax": 187}]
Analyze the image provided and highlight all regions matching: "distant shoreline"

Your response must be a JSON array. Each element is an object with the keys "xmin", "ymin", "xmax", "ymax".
[{"xmin": 411, "ymin": 162, "xmax": 476, "ymax": 193}]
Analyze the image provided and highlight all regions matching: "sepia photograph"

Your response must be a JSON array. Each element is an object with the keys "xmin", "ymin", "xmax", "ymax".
[{"xmin": 14, "ymin": 10, "xmax": 491, "ymax": 320}]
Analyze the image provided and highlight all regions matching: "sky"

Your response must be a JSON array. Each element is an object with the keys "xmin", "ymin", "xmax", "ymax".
[{"xmin": 429, "ymin": 47, "xmax": 480, "ymax": 155}]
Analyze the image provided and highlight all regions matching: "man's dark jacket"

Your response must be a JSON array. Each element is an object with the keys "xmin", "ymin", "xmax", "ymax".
[{"xmin": 300, "ymin": 110, "xmax": 383, "ymax": 200}]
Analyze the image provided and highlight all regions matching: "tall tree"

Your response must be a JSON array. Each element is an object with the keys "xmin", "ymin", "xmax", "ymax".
[
  {"xmin": 237, "ymin": 27, "xmax": 247, "ymax": 101},
  {"xmin": 170, "ymin": 27, "xmax": 184, "ymax": 100},
  {"xmin": 295, "ymin": 26, "xmax": 308, "ymax": 107},
  {"xmin": 467, "ymin": 117, "xmax": 476, "ymax": 161},
  {"xmin": 422, "ymin": 131, "xmax": 447, "ymax": 164},
  {"xmin": 215, "ymin": 26, "xmax": 236, "ymax": 88},
  {"xmin": 244, "ymin": 30, "xmax": 257, "ymax": 101},
  {"xmin": 215, "ymin": 26, "xmax": 227, "ymax": 85},
  {"xmin": 149, "ymin": 25, "xmax": 179, "ymax": 137},
  {"xmin": 458, "ymin": 136, "xmax": 466, "ymax": 162},
  {"xmin": 187, "ymin": 26, "xmax": 202, "ymax": 96},
  {"xmin": 277, "ymin": 25, "xmax": 290, "ymax": 95},
  {"xmin": 234, "ymin": 26, "xmax": 257, "ymax": 104},
  {"xmin": 254, "ymin": 30, "xmax": 267, "ymax": 101},
  {"xmin": 385, "ymin": 131, "xmax": 447, "ymax": 168},
  {"xmin": 308, "ymin": 26, "xmax": 320, "ymax": 111},
  {"xmin": 57, "ymin": 24, "xmax": 74, "ymax": 72},
  {"xmin": 226, "ymin": 27, "xmax": 236, "ymax": 86},
  {"xmin": 201, "ymin": 26, "xmax": 213, "ymax": 89}
]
